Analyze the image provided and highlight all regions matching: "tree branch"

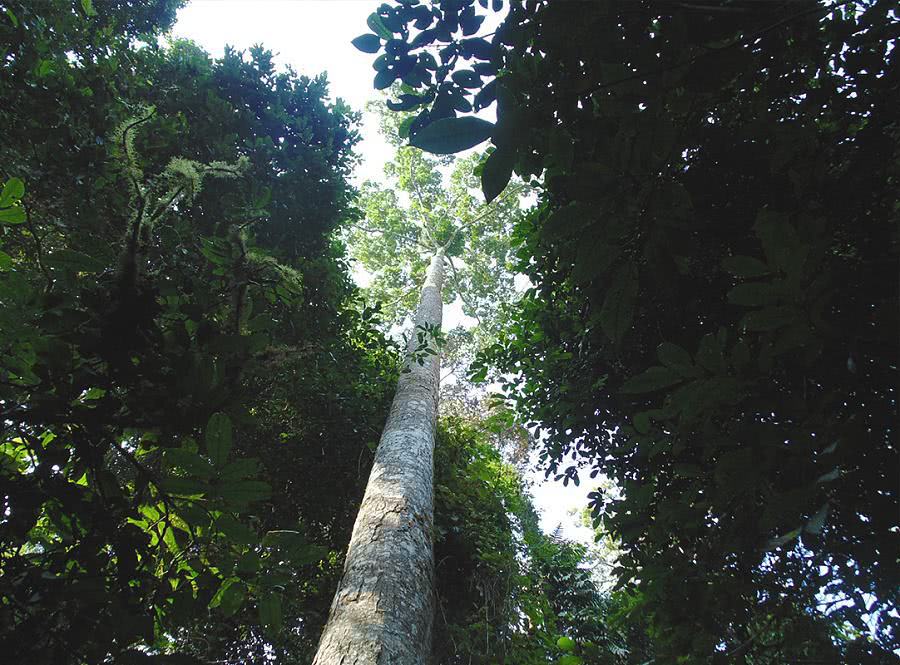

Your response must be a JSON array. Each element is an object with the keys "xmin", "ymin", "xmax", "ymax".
[
  {"xmin": 446, "ymin": 254, "xmax": 482, "ymax": 327},
  {"xmin": 443, "ymin": 182, "xmax": 527, "ymax": 252}
]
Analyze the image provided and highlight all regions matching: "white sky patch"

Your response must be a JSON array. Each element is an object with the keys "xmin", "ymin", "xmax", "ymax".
[
  {"xmin": 173, "ymin": 0, "xmax": 592, "ymax": 543},
  {"xmin": 173, "ymin": 0, "xmax": 393, "ymax": 184},
  {"xmin": 529, "ymin": 470, "xmax": 596, "ymax": 542}
]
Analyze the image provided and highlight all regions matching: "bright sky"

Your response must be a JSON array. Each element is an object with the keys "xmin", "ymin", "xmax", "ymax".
[
  {"xmin": 173, "ymin": 0, "xmax": 592, "ymax": 541},
  {"xmin": 174, "ymin": 0, "xmax": 394, "ymax": 184}
]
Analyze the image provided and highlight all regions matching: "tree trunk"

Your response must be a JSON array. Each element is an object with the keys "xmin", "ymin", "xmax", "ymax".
[{"xmin": 312, "ymin": 250, "xmax": 444, "ymax": 665}]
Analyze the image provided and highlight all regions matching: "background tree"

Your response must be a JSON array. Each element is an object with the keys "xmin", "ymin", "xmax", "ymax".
[
  {"xmin": 350, "ymin": 98, "xmax": 525, "ymax": 341},
  {"xmin": 0, "ymin": 3, "xmax": 398, "ymax": 663},
  {"xmin": 361, "ymin": 0, "xmax": 898, "ymax": 661}
]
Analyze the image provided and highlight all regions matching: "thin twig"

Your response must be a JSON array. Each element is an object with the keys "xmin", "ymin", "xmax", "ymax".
[{"xmin": 23, "ymin": 204, "xmax": 54, "ymax": 293}]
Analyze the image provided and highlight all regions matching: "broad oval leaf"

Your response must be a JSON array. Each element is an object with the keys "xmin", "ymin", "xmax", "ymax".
[
  {"xmin": 657, "ymin": 342, "xmax": 693, "ymax": 371},
  {"xmin": 164, "ymin": 448, "xmax": 214, "ymax": 479},
  {"xmin": 741, "ymin": 305, "xmax": 796, "ymax": 331},
  {"xmin": 215, "ymin": 479, "xmax": 271, "ymax": 506},
  {"xmin": 598, "ymin": 263, "xmax": 638, "ymax": 345},
  {"xmin": 398, "ymin": 115, "xmax": 415, "ymax": 139},
  {"xmin": 220, "ymin": 458, "xmax": 260, "ymax": 481},
  {"xmin": 722, "ymin": 255, "xmax": 769, "ymax": 277},
  {"xmin": 0, "ymin": 205, "xmax": 26, "ymax": 224},
  {"xmin": 557, "ymin": 636, "xmax": 575, "ymax": 651},
  {"xmin": 409, "ymin": 116, "xmax": 494, "ymax": 155},
  {"xmin": 387, "ymin": 93, "xmax": 427, "ymax": 112},
  {"xmin": 481, "ymin": 145, "xmax": 516, "ymax": 203},
  {"xmin": 205, "ymin": 412, "xmax": 232, "ymax": 467},
  {"xmin": 727, "ymin": 282, "xmax": 778, "ymax": 307},
  {"xmin": 45, "ymin": 249, "xmax": 105, "ymax": 272},
  {"xmin": 374, "ymin": 67, "xmax": 395, "ymax": 90},
  {"xmin": 351, "ymin": 33, "xmax": 381, "ymax": 54},
  {"xmin": 158, "ymin": 476, "xmax": 207, "ymax": 498},
  {"xmin": 451, "ymin": 69, "xmax": 481, "ymax": 88},
  {"xmin": 259, "ymin": 592, "xmax": 283, "ymax": 636},
  {"xmin": 215, "ymin": 514, "xmax": 257, "ymax": 545},
  {"xmin": 559, "ymin": 656, "xmax": 583, "ymax": 665},
  {"xmin": 0, "ymin": 177, "xmax": 25, "ymax": 207},
  {"xmin": 695, "ymin": 333, "xmax": 726, "ymax": 374},
  {"xmin": 210, "ymin": 578, "xmax": 245, "ymax": 617},
  {"xmin": 366, "ymin": 12, "xmax": 393, "ymax": 40},
  {"xmin": 805, "ymin": 503, "xmax": 829, "ymax": 535},
  {"xmin": 621, "ymin": 366, "xmax": 684, "ymax": 394}
]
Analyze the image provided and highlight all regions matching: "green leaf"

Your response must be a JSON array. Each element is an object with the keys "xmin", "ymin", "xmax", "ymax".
[
  {"xmin": 205, "ymin": 412, "xmax": 232, "ymax": 467},
  {"xmin": 481, "ymin": 145, "xmax": 516, "ymax": 203},
  {"xmin": 598, "ymin": 263, "xmax": 638, "ymax": 344},
  {"xmin": 398, "ymin": 116, "xmax": 415, "ymax": 139},
  {"xmin": 0, "ymin": 250, "xmax": 11, "ymax": 271},
  {"xmin": 695, "ymin": 333, "xmax": 726, "ymax": 374},
  {"xmin": 816, "ymin": 468, "xmax": 840, "ymax": 484},
  {"xmin": 657, "ymin": 342, "xmax": 693, "ymax": 372},
  {"xmin": 374, "ymin": 68, "xmax": 395, "ymax": 90},
  {"xmin": 557, "ymin": 636, "xmax": 576, "ymax": 652},
  {"xmin": 351, "ymin": 34, "xmax": 381, "ymax": 53},
  {"xmin": 165, "ymin": 448, "xmax": 214, "ymax": 479},
  {"xmin": 673, "ymin": 463, "xmax": 702, "ymax": 478},
  {"xmin": 468, "ymin": 365, "xmax": 488, "ymax": 383},
  {"xmin": 262, "ymin": 529, "xmax": 304, "ymax": 548},
  {"xmin": 727, "ymin": 283, "xmax": 777, "ymax": 307},
  {"xmin": 367, "ymin": 13, "xmax": 393, "ymax": 40},
  {"xmin": 805, "ymin": 503, "xmax": 829, "ymax": 535},
  {"xmin": 210, "ymin": 578, "xmax": 245, "ymax": 617},
  {"xmin": 409, "ymin": 117, "xmax": 494, "ymax": 155},
  {"xmin": 215, "ymin": 515, "xmax": 258, "ymax": 545},
  {"xmin": 621, "ymin": 366, "xmax": 683, "ymax": 394},
  {"xmin": 632, "ymin": 411, "xmax": 651, "ymax": 434},
  {"xmin": 262, "ymin": 530, "xmax": 326, "ymax": 564},
  {"xmin": 34, "ymin": 59, "xmax": 53, "ymax": 78},
  {"xmin": 387, "ymin": 94, "xmax": 428, "ymax": 112},
  {"xmin": 731, "ymin": 339, "xmax": 751, "ymax": 371},
  {"xmin": 200, "ymin": 237, "xmax": 231, "ymax": 265},
  {"xmin": 0, "ymin": 205, "xmax": 25, "ymax": 224},
  {"xmin": 741, "ymin": 306, "xmax": 796, "ymax": 331},
  {"xmin": 158, "ymin": 476, "xmax": 207, "ymax": 498},
  {"xmin": 0, "ymin": 178, "xmax": 25, "ymax": 207},
  {"xmin": 451, "ymin": 69, "xmax": 481, "ymax": 88},
  {"xmin": 44, "ymin": 249, "xmax": 105, "ymax": 272},
  {"xmin": 559, "ymin": 656, "xmax": 583, "ymax": 665},
  {"xmin": 258, "ymin": 592, "xmax": 283, "ymax": 636},
  {"xmin": 220, "ymin": 458, "xmax": 259, "ymax": 481},
  {"xmin": 767, "ymin": 528, "xmax": 801, "ymax": 549},
  {"xmin": 235, "ymin": 551, "xmax": 262, "ymax": 575},
  {"xmin": 722, "ymin": 255, "xmax": 769, "ymax": 277},
  {"xmin": 215, "ymin": 480, "xmax": 271, "ymax": 506}
]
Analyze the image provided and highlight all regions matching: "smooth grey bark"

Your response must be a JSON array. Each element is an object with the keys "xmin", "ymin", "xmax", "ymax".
[{"xmin": 312, "ymin": 250, "xmax": 445, "ymax": 665}]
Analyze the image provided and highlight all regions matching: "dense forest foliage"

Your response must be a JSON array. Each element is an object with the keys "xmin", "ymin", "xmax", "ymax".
[
  {"xmin": 365, "ymin": 0, "xmax": 897, "ymax": 662},
  {"xmin": 0, "ymin": 0, "xmax": 896, "ymax": 664},
  {"xmin": 0, "ymin": 1, "xmax": 615, "ymax": 663}
]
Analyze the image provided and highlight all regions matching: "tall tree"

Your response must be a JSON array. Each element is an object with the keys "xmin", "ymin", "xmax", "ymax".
[
  {"xmin": 314, "ymin": 100, "xmax": 525, "ymax": 661},
  {"xmin": 313, "ymin": 248, "xmax": 444, "ymax": 664}
]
